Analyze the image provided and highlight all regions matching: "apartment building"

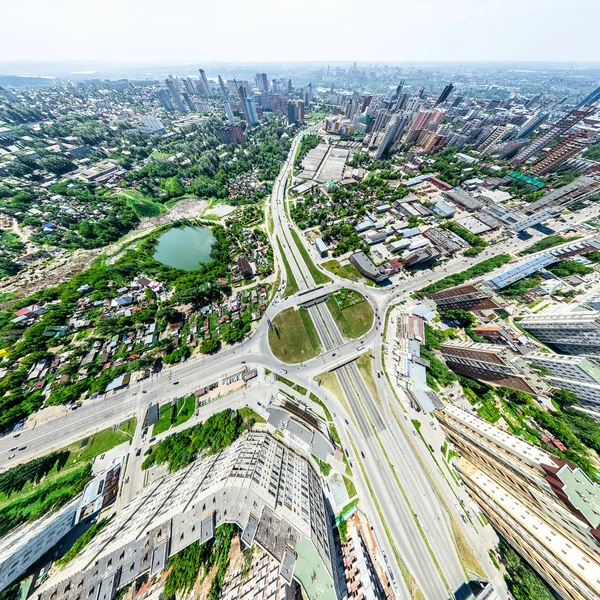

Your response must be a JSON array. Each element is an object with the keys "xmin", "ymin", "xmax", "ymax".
[
  {"xmin": 437, "ymin": 405, "xmax": 600, "ymax": 600},
  {"xmin": 439, "ymin": 341, "xmax": 548, "ymax": 395},
  {"xmin": 427, "ymin": 283, "xmax": 502, "ymax": 312},
  {"xmin": 522, "ymin": 352, "xmax": 600, "ymax": 412},
  {"xmin": 34, "ymin": 428, "xmax": 336, "ymax": 600},
  {"xmin": 519, "ymin": 309, "xmax": 600, "ymax": 356}
]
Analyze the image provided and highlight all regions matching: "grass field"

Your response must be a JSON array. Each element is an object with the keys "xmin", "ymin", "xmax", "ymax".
[
  {"xmin": 277, "ymin": 237, "xmax": 300, "ymax": 297},
  {"xmin": 269, "ymin": 307, "xmax": 321, "ymax": 363},
  {"xmin": 0, "ymin": 417, "xmax": 136, "ymax": 514},
  {"xmin": 321, "ymin": 259, "xmax": 362, "ymax": 282},
  {"xmin": 343, "ymin": 475, "xmax": 357, "ymax": 498},
  {"xmin": 326, "ymin": 289, "xmax": 374, "ymax": 339},
  {"xmin": 238, "ymin": 407, "xmax": 266, "ymax": 424},
  {"xmin": 290, "ymin": 229, "xmax": 331, "ymax": 285},
  {"xmin": 355, "ymin": 353, "xmax": 381, "ymax": 404},
  {"xmin": 152, "ymin": 396, "xmax": 195, "ymax": 436},
  {"xmin": 118, "ymin": 189, "xmax": 165, "ymax": 218}
]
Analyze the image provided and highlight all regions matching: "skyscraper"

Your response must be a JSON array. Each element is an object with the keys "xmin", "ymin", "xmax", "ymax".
[
  {"xmin": 577, "ymin": 84, "xmax": 600, "ymax": 108},
  {"xmin": 223, "ymin": 99, "xmax": 234, "ymax": 123},
  {"xmin": 435, "ymin": 83, "xmax": 454, "ymax": 106},
  {"xmin": 519, "ymin": 309, "xmax": 600, "ymax": 355},
  {"xmin": 255, "ymin": 72, "xmax": 269, "ymax": 93},
  {"xmin": 155, "ymin": 88, "xmax": 175, "ymax": 112},
  {"xmin": 245, "ymin": 97, "xmax": 259, "ymax": 125},
  {"xmin": 437, "ymin": 404, "xmax": 600, "ymax": 600},
  {"xmin": 182, "ymin": 92, "xmax": 196, "ymax": 112},
  {"xmin": 287, "ymin": 101, "xmax": 297, "ymax": 125},
  {"xmin": 198, "ymin": 68, "xmax": 212, "ymax": 96},
  {"xmin": 529, "ymin": 131, "xmax": 591, "ymax": 175},
  {"xmin": 376, "ymin": 113, "xmax": 410, "ymax": 159},
  {"xmin": 439, "ymin": 341, "xmax": 548, "ymax": 395},
  {"xmin": 165, "ymin": 77, "xmax": 187, "ymax": 112},
  {"xmin": 218, "ymin": 75, "xmax": 228, "ymax": 98},
  {"xmin": 510, "ymin": 109, "xmax": 592, "ymax": 165}
]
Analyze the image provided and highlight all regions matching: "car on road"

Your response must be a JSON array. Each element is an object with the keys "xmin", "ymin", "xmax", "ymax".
[
  {"xmin": 7, "ymin": 454, "xmax": 15, "ymax": 460},
  {"xmin": 13, "ymin": 433, "xmax": 20, "ymax": 438},
  {"xmin": 360, "ymin": 451, "xmax": 366, "ymax": 459},
  {"xmin": 345, "ymin": 419, "xmax": 349, "ymax": 425},
  {"xmin": 241, "ymin": 361, "xmax": 246, "ymax": 364},
  {"xmin": 173, "ymin": 381, "xmax": 179, "ymax": 385},
  {"xmin": 142, "ymin": 390, "xmax": 147, "ymax": 393},
  {"xmin": 280, "ymin": 368, "xmax": 287, "ymax": 374},
  {"xmin": 9, "ymin": 447, "xmax": 17, "ymax": 451},
  {"xmin": 18, "ymin": 446, "xmax": 26, "ymax": 451},
  {"xmin": 149, "ymin": 437, "xmax": 156, "ymax": 443},
  {"xmin": 136, "ymin": 448, "xmax": 142, "ymax": 457}
]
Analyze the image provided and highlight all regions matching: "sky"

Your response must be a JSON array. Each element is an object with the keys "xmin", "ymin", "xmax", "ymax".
[{"xmin": 2, "ymin": 0, "xmax": 599, "ymax": 64}]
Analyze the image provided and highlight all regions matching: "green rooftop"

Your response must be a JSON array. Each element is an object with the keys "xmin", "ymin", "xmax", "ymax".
[
  {"xmin": 558, "ymin": 464, "xmax": 600, "ymax": 528},
  {"xmin": 293, "ymin": 536, "xmax": 337, "ymax": 600},
  {"xmin": 508, "ymin": 171, "xmax": 545, "ymax": 188}
]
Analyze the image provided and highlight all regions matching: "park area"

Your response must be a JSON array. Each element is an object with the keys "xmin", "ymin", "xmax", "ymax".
[
  {"xmin": 326, "ymin": 289, "xmax": 374, "ymax": 339},
  {"xmin": 269, "ymin": 307, "xmax": 321, "ymax": 363}
]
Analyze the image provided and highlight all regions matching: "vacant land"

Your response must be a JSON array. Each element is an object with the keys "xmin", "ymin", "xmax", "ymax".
[
  {"xmin": 321, "ymin": 259, "xmax": 362, "ymax": 282},
  {"xmin": 269, "ymin": 307, "xmax": 321, "ymax": 363},
  {"xmin": 326, "ymin": 289, "xmax": 374, "ymax": 339}
]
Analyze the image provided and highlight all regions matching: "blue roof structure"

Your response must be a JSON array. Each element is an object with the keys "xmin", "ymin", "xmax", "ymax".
[{"xmin": 487, "ymin": 253, "xmax": 556, "ymax": 289}]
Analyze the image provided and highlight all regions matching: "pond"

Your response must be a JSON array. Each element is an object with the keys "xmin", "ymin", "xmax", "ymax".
[{"xmin": 153, "ymin": 226, "xmax": 216, "ymax": 271}]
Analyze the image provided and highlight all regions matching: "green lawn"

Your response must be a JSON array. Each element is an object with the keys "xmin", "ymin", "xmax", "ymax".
[
  {"xmin": 355, "ymin": 353, "xmax": 381, "ymax": 404},
  {"xmin": 343, "ymin": 476, "xmax": 357, "ymax": 498},
  {"xmin": 312, "ymin": 455, "xmax": 332, "ymax": 477},
  {"xmin": 290, "ymin": 229, "xmax": 331, "ymax": 285},
  {"xmin": 277, "ymin": 237, "xmax": 299, "ymax": 297},
  {"xmin": 326, "ymin": 290, "xmax": 374, "ymax": 339},
  {"xmin": 118, "ymin": 190, "xmax": 165, "ymax": 218},
  {"xmin": 269, "ymin": 307, "xmax": 321, "ymax": 363},
  {"xmin": 153, "ymin": 396, "xmax": 196, "ymax": 435},
  {"xmin": 238, "ymin": 407, "xmax": 266, "ymax": 424}
]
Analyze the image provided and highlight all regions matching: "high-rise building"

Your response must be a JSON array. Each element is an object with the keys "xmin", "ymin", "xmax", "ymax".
[
  {"xmin": 477, "ymin": 125, "xmax": 514, "ymax": 154},
  {"xmin": 287, "ymin": 101, "xmax": 297, "ymax": 125},
  {"xmin": 522, "ymin": 352, "xmax": 600, "ymax": 413},
  {"xmin": 376, "ymin": 113, "xmax": 410, "ymax": 158},
  {"xmin": 296, "ymin": 100, "xmax": 305, "ymax": 124},
  {"xmin": 165, "ymin": 77, "xmax": 187, "ymax": 112},
  {"xmin": 428, "ymin": 283, "xmax": 502, "ymax": 312},
  {"xmin": 406, "ymin": 109, "xmax": 444, "ymax": 143},
  {"xmin": 218, "ymin": 75, "xmax": 228, "ymax": 98},
  {"xmin": 33, "ymin": 429, "xmax": 336, "ymax": 600},
  {"xmin": 510, "ymin": 109, "xmax": 592, "ymax": 165},
  {"xmin": 245, "ymin": 97, "xmax": 259, "ymax": 125},
  {"xmin": 517, "ymin": 112, "xmax": 549, "ymax": 139},
  {"xmin": 223, "ymin": 99, "xmax": 235, "ymax": 123},
  {"xmin": 577, "ymin": 84, "xmax": 600, "ymax": 108},
  {"xmin": 182, "ymin": 91, "xmax": 196, "ymax": 112},
  {"xmin": 155, "ymin": 89, "xmax": 175, "ymax": 112},
  {"xmin": 436, "ymin": 405, "xmax": 600, "ymax": 600},
  {"xmin": 529, "ymin": 131, "xmax": 591, "ymax": 175},
  {"xmin": 435, "ymin": 83, "xmax": 454, "ymax": 106},
  {"xmin": 520, "ymin": 309, "xmax": 600, "ymax": 356},
  {"xmin": 216, "ymin": 124, "xmax": 246, "ymax": 145},
  {"xmin": 182, "ymin": 77, "xmax": 197, "ymax": 97},
  {"xmin": 255, "ymin": 72, "xmax": 269, "ymax": 93},
  {"xmin": 439, "ymin": 341, "xmax": 548, "ymax": 395},
  {"xmin": 199, "ymin": 68, "xmax": 212, "ymax": 96}
]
